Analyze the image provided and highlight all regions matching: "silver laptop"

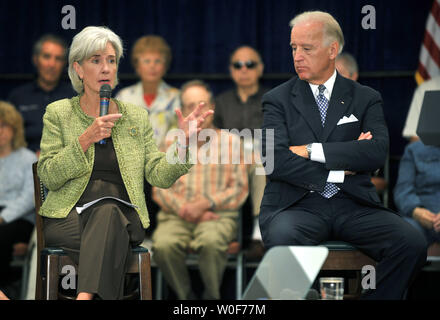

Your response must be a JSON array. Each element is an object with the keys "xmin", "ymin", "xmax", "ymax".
[{"xmin": 242, "ymin": 246, "xmax": 328, "ymax": 300}]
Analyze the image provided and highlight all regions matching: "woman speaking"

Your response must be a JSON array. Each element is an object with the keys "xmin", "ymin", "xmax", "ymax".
[{"xmin": 37, "ymin": 26, "xmax": 211, "ymax": 300}]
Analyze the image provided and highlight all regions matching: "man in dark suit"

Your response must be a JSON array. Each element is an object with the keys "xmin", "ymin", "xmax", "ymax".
[{"xmin": 259, "ymin": 11, "xmax": 427, "ymax": 299}]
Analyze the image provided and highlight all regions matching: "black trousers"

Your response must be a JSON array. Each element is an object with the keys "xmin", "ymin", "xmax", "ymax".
[
  {"xmin": 260, "ymin": 191, "xmax": 428, "ymax": 300},
  {"xmin": 0, "ymin": 218, "xmax": 34, "ymax": 286}
]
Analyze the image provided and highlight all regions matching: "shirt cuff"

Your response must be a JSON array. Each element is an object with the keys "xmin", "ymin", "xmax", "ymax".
[
  {"xmin": 310, "ymin": 143, "xmax": 326, "ymax": 163},
  {"xmin": 327, "ymin": 170, "xmax": 345, "ymax": 183}
]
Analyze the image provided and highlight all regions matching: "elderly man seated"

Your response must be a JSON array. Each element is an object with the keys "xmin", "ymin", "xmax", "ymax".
[{"xmin": 152, "ymin": 80, "xmax": 249, "ymax": 300}]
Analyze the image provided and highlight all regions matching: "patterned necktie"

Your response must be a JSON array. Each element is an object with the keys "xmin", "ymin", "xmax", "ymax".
[{"xmin": 316, "ymin": 85, "xmax": 339, "ymax": 198}]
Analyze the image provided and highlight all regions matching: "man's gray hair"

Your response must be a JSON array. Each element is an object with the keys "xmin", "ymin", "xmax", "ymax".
[
  {"xmin": 289, "ymin": 11, "xmax": 344, "ymax": 54},
  {"xmin": 336, "ymin": 52, "xmax": 359, "ymax": 76},
  {"xmin": 33, "ymin": 34, "xmax": 68, "ymax": 59},
  {"xmin": 68, "ymin": 26, "xmax": 124, "ymax": 94}
]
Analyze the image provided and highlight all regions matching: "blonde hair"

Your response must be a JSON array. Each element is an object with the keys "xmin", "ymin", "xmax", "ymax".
[
  {"xmin": 0, "ymin": 101, "xmax": 27, "ymax": 150},
  {"xmin": 131, "ymin": 35, "xmax": 172, "ymax": 70},
  {"xmin": 289, "ymin": 11, "xmax": 344, "ymax": 54},
  {"xmin": 68, "ymin": 26, "xmax": 124, "ymax": 94}
]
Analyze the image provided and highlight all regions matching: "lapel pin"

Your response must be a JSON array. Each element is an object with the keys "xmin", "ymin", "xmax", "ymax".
[
  {"xmin": 341, "ymin": 101, "xmax": 345, "ymax": 104},
  {"xmin": 129, "ymin": 127, "xmax": 139, "ymax": 137}
]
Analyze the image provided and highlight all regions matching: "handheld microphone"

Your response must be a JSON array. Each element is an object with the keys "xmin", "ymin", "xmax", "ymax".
[{"xmin": 98, "ymin": 84, "xmax": 112, "ymax": 145}]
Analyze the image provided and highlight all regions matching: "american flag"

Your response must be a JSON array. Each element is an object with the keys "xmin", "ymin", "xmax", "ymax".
[{"xmin": 416, "ymin": 0, "xmax": 440, "ymax": 84}]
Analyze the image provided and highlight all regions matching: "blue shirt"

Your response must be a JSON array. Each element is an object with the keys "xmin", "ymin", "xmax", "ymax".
[
  {"xmin": 8, "ymin": 80, "xmax": 75, "ymax": 151},
  {"xmin": 394, "ymin": 141, "xmax": 440, "ymax": 217},
  {"xmin": 0, "ymin": 148, "xmax": 38, "ymax": 224}
]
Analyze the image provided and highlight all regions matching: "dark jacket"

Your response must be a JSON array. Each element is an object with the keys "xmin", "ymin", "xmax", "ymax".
[{"xmin": 259, "ymin": 74, "xmax": 393, "ymax": 230}]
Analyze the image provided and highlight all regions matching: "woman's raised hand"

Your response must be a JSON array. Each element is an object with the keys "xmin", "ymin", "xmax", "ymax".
[{"xmin": 175, "ymin": 102, "xmax": 214, "ymax": 145}]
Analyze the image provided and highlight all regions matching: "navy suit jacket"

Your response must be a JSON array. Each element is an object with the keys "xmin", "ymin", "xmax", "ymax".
[{"xmin": 260, "ymin": 73, "xmax": 393, "ymax": 230}]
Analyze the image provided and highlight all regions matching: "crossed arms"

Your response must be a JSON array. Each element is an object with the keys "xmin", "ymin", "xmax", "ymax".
[{"xmin": 261, "ymin": 90, "xmax": 389, "ymax": 191}]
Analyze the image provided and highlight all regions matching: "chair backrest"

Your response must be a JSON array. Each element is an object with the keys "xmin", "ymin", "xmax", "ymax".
[
  {"xmin": 32, "ymin": 162, "xmax": 45, "ymax": 251},
  {"xmin": 237, "ymin": 208, "xmax": 243, "ymax": 246},
  {"xmin": 32, "ymin": 162, "xmax": 46, "ymax": 299}
]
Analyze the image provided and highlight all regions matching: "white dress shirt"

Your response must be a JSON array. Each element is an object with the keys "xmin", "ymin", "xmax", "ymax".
[{"xmin": 307, "ymin": 70, "xmax": 345, "ymax": 183}]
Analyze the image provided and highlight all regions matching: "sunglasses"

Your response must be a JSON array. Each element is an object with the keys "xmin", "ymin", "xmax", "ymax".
[{"xmin": 231, "ymin": 60, "xmax": 258, "ymax": 70}]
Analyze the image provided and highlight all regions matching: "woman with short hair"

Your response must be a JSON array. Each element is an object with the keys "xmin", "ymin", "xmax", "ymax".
[
  {"xmin": 115, "ymin": 35, "xmax": 180, "ymax": 150},
  {"xmin": 38, "ymin": 26, "xmax": 211, "ymax": 300}
]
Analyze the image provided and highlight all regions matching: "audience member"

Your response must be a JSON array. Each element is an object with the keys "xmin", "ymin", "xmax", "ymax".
[
  {"xmin": 8, "ymin": 34, "xmax": 75, "ymax": 154},
  {"xmin": 116, "ymin": 35, "xmax": 181, "ymax": 237},
  {"xmin": 115, "ymin": 35, "xmax": 180, "ymax": 150},
  {"xmin": 213, "ymin": 45, "xmax": 267, "ymax": 246},
  {"xmin": 152, "ymin": 80, "xmax": 249, "ymax": 300},
  {"xmin": 402, "ymin": 75, "xmax": 440, "ymax": 142},
  {"xmin": 214, "ymin": 45, "xmax": 267, "ymax": 131},
  {"xmin": 0, "ymin": 101, "xmax": 37, "ymax": 296},
  {"xmin": 394, "ymin": 140, "xmax": 440, "ymax": 246},
  {"xmin": 335, "ymin": 52, "xmax": 359, "ymax": 81}
]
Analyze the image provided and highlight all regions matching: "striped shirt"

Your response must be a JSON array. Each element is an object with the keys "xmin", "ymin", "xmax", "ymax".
[{"xmin": 153, "ymin": 130, "xmax": 249, "ymax": 213}]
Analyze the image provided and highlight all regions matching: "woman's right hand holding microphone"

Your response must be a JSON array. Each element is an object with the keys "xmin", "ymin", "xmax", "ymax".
[{"xmin": 79, "ymin": 113, "xmax": 122, "ymax": 152}]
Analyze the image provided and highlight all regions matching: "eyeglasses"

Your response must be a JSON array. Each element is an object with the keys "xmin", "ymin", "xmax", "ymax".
[{"xmin": 231, "ymin": 60, "xmax": 258, "ymax": 70}]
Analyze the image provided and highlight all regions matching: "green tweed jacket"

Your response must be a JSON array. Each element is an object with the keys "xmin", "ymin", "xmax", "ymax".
[{"xmin": 37, "ymin": 96, "xmax": 192, "ymax": 229}]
